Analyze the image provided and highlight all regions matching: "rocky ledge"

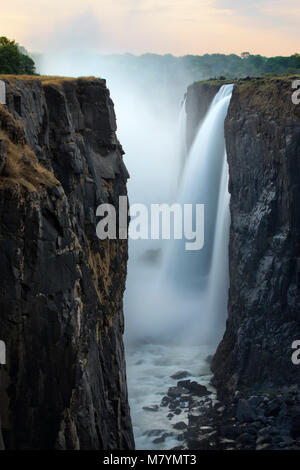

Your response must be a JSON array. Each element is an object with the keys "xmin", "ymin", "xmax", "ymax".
[
  {"xmin": 141, "ymin": 374, "xmax": 216, "ymax": 449},
  {"xmin": 185, "ymin": 385, "xmax": 300, "ymax": 450},
  {"xmin": 140, "ymin": 376, "xmax": 300, "ymax": 450}
]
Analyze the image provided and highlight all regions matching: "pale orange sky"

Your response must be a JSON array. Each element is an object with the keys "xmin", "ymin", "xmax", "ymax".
[{"xmin": 1, "ymin": 0, "xmax": 299, "ymax": 56}]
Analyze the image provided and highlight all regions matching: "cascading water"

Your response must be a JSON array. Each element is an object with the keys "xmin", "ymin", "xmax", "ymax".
[
  {"xmin": 177, "ymin": 97, "xmax": 187, "ymax": 184},
  {"xmin": 125, "ymin": 84, "xmax": 233, "ymax": 449},
  {"xmin": 206, "ymin": 150, "xmax": 231, "ymax": 342},
  {"xmin": 147, "ymin": 84, "xmax": 234, "ymax": 344},
  {"xmin": 164, "ymin": 84, "xmax": 233, "ymax": 292}
]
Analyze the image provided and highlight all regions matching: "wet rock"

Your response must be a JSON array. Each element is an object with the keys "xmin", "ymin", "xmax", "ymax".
[
  {"xmin": 237, "ymin": 433, "xmax": 256, "ymax": 446},
  {"xmin": 219, "ymin": 424, "xmax": 240, "ymax": 439},
  {"xmin": 188, "ymin": 431, "xmax": 217, "ymax": 450},
  {"xmin": 173, "ymin": 421, "xmax": 187, "ymax": 430},
  {"xmin": 256, "ymin": 443, "xmax": 273, "ymax": 450},
  {"xmin": 220, "ymin": 438, "xmax": 235, "ymax": 446},
  {"xmin": 257, "ymin": 425, "xmax": 278, "ymax": 437},
  {"xmin": 248, "ymin": 396, "xmax": 262, "ymax": 408},
  {"xmin": 291, "ymin": 413, "xmax": 300, "ymax": 439},
  {"xmin": 236, "ymin": 399, "xmax": 256, "ymax": 422},
  {"xmin": 233, "ymin": 391, "xmax": 243, "ymax": 402},
  {"xmin": 144, "ymin": 429, "xmax": 164, "ymax": 437},
  {"xmin": 143, "ymin": 405, "xmax": 159, "ymax": 412},
  {"xmin": 265, "ymin": 400, "xmax": 281, "ymax": 417},
  {"xmin": 171, "ymin": 371, "xmax": 191, "ymax": 380},
  {"xmin": 168, "ymin": 386, "xmax": 189, "ymax": 398},
  {"xmin": 161, "ymin": 396, "xmax": 171, "ymax": 407},
  {"xmin": 169, "ymin": 401, "xmax": 181, "ymax": 411},
  {"xmin": 256, "ymin": 435, "xmax": 272, "ymax": 446},
  {"xmin": 177, "ymin": 380, "xmax": 211, "ymax": 397}
]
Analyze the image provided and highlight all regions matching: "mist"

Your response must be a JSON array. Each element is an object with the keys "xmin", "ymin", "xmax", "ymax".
[
  {"xmin": 36, "ymin": 44, "xmax": 233, "ymax": 449},
  {"xmin": 38, "ymin": 49, "xmax": 202, "ymax": 341}
]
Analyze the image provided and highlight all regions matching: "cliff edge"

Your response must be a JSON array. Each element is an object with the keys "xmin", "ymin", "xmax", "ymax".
[
  {"xmin": 184, "ymin": 75, "xmax": 300, "ymax": 450},
  {"xmin": 186, "ymin": 76, "xmax": 300, "ymax": 395},
  {"xmin": 212, "ymin": 76, "xmax": 300, "ymax": 396},
  {"xmin": 0, "ymin": 76, "xmax": 134, "ymax": 449}
]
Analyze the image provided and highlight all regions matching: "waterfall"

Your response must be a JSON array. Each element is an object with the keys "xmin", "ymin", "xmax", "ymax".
[
  {"xmin": 125, "ymin": 84, "xmax": 233, "ymax": 449},
  {"xmin": 161, "ymin": 84, "xmax": 233, "ymax": 344},
  {"xmin": 177, "ymin": 97, "xmax": 187, "ymax": 184},
  {"xmin": 206, "ymin": 151, "xmax": 231, "ymax": 342},
  {"xmin": 124, "ymin": 84, "xmax": 233, "ymax": 345}
]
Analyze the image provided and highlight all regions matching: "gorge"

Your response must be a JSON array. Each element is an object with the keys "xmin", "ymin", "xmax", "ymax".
[{"xmin": 0, "ymin": 71, "xmax": 300, "ymax": 450}]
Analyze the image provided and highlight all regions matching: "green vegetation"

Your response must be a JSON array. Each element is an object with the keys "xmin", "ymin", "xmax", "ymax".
[
  {"xmin": 96, "ymin": 52, "xmax": 300, "ymax": 112},
  {"xmin": 103, "ymin": 52, "xmax": 300, "ymax": 82},
  {"xmin": 180, "ymin": 52, "xmax": 300, "ymax": 78},
  {"xmin": 0, "ymin": 37, "xmax": 35, "ymax": 75}
]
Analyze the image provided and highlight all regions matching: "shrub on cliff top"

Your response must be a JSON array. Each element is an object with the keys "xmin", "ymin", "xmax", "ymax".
[{"xmin": 0, "ymin": 36, "xmax": 35, "ymax": 75}]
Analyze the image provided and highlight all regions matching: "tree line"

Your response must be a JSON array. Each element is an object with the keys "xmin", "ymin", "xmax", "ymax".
[
  {"xmin": 1, "ymin": 35, "xmax": 299, "ymax": 79},
  {"xmin": 0, "ymin": 36, "xmax": 35, "ymax": 75}
]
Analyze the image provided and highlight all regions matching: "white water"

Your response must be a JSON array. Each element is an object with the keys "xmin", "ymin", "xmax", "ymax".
[
  {"xmin": 126, "ymin": 84, "xmax": 233, "ymax": 449},
  {"xmin": 163, "ymin": 85, "xmax": 233, "ymax": 292},
  {"xmin": 206, "ymin": 152, "xmax": 231, "ymax": 341},
  {"xmin": 177, "ymin": 97, "xmax": 187, "ymax": 184},
  {"xmin": 126, "ymin": 342, "xmax": 215, "ymax": 450}
]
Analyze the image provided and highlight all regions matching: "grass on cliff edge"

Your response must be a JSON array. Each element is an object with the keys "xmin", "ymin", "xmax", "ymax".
[
  {"xmin": 0, "ymin": 105, "xmax": 58, "ymax": 193},
  {"xmin": 192, "ymin": 74, "xmax": 300, "ymax": 117},
  {"xmin": 193, "ymin": 73, "xmax": 300, "ymax": 89},
  {"xmin": 0, "ymin": 75, "xmax": 102, "ymax": 86}
]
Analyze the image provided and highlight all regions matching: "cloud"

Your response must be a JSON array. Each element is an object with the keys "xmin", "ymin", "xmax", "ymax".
[
  {"xmin": 213, "ymin": 0, "xmax": 300, "ymax": 28},
  {"xmin": 0, "ymin": 0, "xmax": 299, "ymax": 56},
  {"xmin": 26, "ymin": 10, "xmax": 113, "ymax": 53}
]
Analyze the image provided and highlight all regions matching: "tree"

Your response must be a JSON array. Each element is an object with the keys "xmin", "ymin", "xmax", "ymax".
[{"xmin": 0, "ymin": 36, "xmax": 36, "ymax": 75}]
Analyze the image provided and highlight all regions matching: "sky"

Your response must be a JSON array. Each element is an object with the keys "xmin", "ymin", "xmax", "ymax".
[{"xmin": 0, "ymin": 0, "xmax": 299, "ymax": 56}]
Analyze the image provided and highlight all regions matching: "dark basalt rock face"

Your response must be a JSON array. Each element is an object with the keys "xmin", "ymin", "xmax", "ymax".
[
  {"xmin": 186, "ymin": 77, "xmax": 300, "ymax": 397},
  {"xmin": 185, "ymin": 82, "xmax": 224, "ymax": 151},
  {"xmin": 183, "ymin": 76, "xmax": 300, "ymax": 450},
  {"xmin": 0, "ymin": 77, "xmax": 134, "ymax": 449},
  {"xmin": 212, "ymin": 78, "xmax": 300, "ymax": 397}
]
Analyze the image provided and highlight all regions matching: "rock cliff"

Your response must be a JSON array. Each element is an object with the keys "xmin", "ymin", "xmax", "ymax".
[
  {"xmin": 213, "ymin": 76, "xmax": 300, "ymax": 396},
  {"xmin": 0, "ymin": 76, "xmax": 134, "ymax": 449},
  {"xmin": 185, "ymin": 81, "xmax": 221, "ymax": 151},
  {"xmin": 186, "ymin": 76, "xmax": 300, "ymax": 396}
]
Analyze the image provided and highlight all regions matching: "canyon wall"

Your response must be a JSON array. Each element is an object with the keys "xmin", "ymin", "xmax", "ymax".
[
  {"xmin": 0, "ymin": 76, "xmax": 134, "ymax": 449},
  {"xmin": 185, "ymin": 81, "xmax": 222, "ymax": 151},
  {"xmin": 186, "ymin": 76, "xmax": 300, "ymax": 397}
]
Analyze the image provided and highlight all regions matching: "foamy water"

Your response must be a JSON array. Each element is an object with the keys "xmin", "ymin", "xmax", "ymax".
[{"xmin": 125, "ymin": 343, "xmax": 214, "ymax": 450}]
